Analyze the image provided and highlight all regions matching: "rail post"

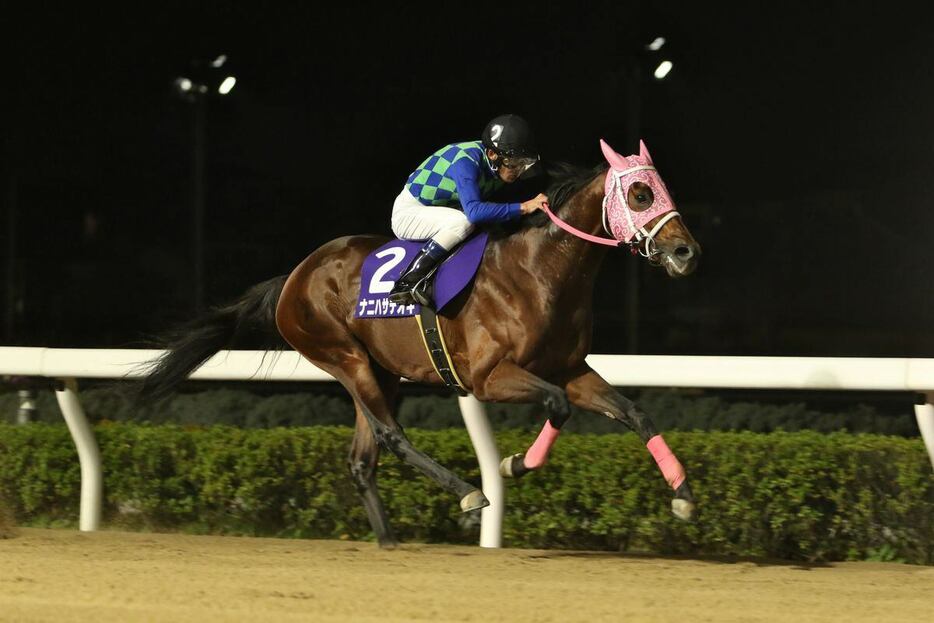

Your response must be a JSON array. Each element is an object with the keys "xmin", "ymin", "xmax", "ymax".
[
  {"xmin": 458, "ymin": 395, "xmax": 503, "ymax": 548},
  {"xmin": 55, "ymin": 378, "xmax": 102, "ymax": 531},
  {"xmin": 914, "ymin": 392, "xmax": 934, "ymax": 470}
]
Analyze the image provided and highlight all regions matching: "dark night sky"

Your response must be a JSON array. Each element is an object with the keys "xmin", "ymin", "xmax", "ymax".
[{"xmin": 4, "ymin": 1, "xmax": 934, "ymax": 356}]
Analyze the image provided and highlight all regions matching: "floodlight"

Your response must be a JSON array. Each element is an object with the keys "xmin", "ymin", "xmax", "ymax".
[
  {"xmin": 653, "ymin": 60, "xmax": 673, "ymax": 80},
  {"xmin": 218, "ymin": 76, "xmax": 237, "ymax": 95}
]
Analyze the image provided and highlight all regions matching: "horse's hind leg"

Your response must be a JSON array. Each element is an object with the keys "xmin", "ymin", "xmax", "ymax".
[
  {"xmin": 349, "ymin": 404, "xmax": 397, "ymax": 548},
  {"xmin": 342, "ymin": 362, "xmax": 488, "ymax": 512},
  {"xmin": 315, "ymin": 350, "xmax": 489, "ymax": 515}
]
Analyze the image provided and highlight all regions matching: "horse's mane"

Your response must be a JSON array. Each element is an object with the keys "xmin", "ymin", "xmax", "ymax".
[
  {"xmin": 487, "ymin": 161, "xmax": 608, "ymax": 239},
  {"xmin": 544, "ymin": 161, "xmax": 608, "ymax": 213}
]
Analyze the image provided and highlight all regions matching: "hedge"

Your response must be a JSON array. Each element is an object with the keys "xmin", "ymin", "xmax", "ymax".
[
  {"xmin": 0, "ymin": 423, "xmax": 931, "ymax": 564},
  {"xmin": 0, "ymin": 386, "xmax": 921, "ymax": 435}
]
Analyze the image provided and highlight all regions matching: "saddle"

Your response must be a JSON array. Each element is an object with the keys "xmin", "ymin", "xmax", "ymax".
[
  {"xmin": 355, "ymin": 233, "xmax": 488, "ymax": 319},
  {"xmin": 355, "ymin": 233, "xmax": 488, "ymax": 395}
]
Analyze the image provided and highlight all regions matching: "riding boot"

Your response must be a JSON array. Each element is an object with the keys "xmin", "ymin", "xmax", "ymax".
[{"xmin": 388, "ymin": 240, "xmax": 449, "ymax": 307}]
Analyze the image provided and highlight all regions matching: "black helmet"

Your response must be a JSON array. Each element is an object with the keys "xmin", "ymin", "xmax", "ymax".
[{"xmin": 481, "ymin": 114, "xmax": 537, "ymax": 158}]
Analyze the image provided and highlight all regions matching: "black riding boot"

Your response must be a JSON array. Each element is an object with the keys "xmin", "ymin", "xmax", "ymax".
[{"xmin": 388, "ymin": 240, "xmax": 449, "ymax": 307}]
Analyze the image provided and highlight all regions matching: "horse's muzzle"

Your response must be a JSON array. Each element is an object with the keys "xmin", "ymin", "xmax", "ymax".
[{"xmin": 659, "ymin": 242, "xmax": 700, "ymax": 277}]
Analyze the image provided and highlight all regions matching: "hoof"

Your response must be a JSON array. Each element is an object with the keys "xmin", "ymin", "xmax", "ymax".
[
  {"xmin": 671, "ymin": 498, "xmax": 696, "ymax": 521},
  {"xmin": 459, "ymin": 489, "xmax": 490, "ymax": 513},
  {"xmin": 378, "ymin": 539, "xmax": 400, "ymax": 550},
  {"xmin": 499, "ymin": 453, "xmax": 530, "ymax": 478}
]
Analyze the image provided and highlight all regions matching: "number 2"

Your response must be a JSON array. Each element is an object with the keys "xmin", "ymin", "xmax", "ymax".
[{"xmin": 369, "ymin": 246, "xmax": 407, "ymax": 293}]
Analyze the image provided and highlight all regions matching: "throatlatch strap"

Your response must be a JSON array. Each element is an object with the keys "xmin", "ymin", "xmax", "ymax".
[{"xmin": 415, "ymin": 308, "xmax": 468, "ymax": 396}]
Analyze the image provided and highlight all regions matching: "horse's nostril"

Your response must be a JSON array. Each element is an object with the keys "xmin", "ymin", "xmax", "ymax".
[{"xmin": 675, "ymin": 245, "xmax": 694, "ymax": 260}]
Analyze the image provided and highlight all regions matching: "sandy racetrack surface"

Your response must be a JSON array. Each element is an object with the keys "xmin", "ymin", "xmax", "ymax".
[{"xmin": 1, "ymin": 529, "xmax": 931, "ymax": 622}]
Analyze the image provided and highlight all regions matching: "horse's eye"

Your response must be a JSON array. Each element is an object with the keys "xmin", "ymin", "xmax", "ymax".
[{"xmin": 636, "ymin": 194, "xmax": 647, "ymax": 202}]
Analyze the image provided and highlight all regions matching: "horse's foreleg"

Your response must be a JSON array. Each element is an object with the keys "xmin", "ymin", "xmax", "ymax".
[
  {"xmin": 564, "ymin": 366, "xmax": 697, "ymax": 521},
  {"xmin": 472, "ymin": 360, "xmax": 571, "ymax": 478}
]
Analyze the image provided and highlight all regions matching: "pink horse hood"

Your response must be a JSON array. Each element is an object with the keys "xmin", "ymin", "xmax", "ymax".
[{"xmin": 599, "ymin": 139, "xmax": 678, "ymax": 243}]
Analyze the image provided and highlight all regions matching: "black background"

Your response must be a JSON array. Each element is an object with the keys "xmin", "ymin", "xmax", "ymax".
[{"xmin": 4, "ymin": 1, "xmax": 933, "ymax": 356}]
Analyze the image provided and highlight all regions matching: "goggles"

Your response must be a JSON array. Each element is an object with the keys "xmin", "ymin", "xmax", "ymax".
[{"xmin": 500, "ymin": 155, "xmax": 538, "ymax": 174}]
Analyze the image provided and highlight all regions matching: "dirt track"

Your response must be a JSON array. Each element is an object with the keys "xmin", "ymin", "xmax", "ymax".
[{"xmin": 1, "ymin": 528, "xmax": 931, "ymax": 622}]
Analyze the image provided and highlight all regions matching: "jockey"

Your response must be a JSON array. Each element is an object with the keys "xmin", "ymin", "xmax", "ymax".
[{"xmin": 388, "ymin": 114, "xmax": 549, "ymax": 307}]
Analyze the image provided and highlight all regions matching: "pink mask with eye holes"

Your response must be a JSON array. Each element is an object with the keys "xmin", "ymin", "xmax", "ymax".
[{"xmin": 600, "ymin": 138, "xmax": 680, "ymax": 246}]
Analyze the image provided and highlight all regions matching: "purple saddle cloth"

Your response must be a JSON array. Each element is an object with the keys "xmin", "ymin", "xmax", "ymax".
[{"xmin": 355, "ymin": 233, "xmax": 488, "ymax": 319}]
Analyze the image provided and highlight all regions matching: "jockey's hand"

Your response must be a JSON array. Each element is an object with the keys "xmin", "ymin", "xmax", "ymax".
[{"xmin": 520, "ymin": 193, "xmax": 549, "ymax": 215}]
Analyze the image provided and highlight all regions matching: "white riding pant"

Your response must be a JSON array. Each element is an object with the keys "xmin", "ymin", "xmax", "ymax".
[{"xmin": 391, "ymin": 189, "xmax": 474, "ymax": 251}]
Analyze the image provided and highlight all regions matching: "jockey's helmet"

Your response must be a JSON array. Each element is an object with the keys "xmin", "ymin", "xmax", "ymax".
[{"xmin": 482, "ymin": 114, "xmax": 538, "ymax": 167}]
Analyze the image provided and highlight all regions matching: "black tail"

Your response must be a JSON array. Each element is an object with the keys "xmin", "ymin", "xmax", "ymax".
[{"xmin": 136, "ymin": 275, "xmax": 288, "ymax": 402}]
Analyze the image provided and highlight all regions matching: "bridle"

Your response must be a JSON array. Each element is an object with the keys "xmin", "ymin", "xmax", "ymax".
[{"xmin": 542, "ymin": 163, "xmax": 680, "ymax": 260}]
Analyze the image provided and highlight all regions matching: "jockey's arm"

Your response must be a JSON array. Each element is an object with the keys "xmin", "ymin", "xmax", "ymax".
[{"xmin": 448, "ymin": 159, "xmax": 521, "ymax": 224}]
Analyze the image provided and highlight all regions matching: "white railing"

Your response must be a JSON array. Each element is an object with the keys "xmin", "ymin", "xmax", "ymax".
[{"xmin": 2, "ymin": 347, "xmax": 933, "ymax": 548}]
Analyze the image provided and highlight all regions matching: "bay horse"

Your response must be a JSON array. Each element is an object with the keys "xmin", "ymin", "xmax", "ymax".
[{"xmin": 140, "ymin": 139, "xmax": 701, "ymax": 548}]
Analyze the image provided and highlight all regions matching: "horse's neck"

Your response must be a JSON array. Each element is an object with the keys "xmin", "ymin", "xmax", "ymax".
[
  {"xmin": 535, "ymin": 176, "xmax": 608, "ymax": 277},
  {"xmin": 501, "ymin": 175, "xmax": 609, "ymax": 300}
]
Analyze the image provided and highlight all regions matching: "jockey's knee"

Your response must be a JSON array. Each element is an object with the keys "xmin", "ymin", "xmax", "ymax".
[{"xmin": 433, "ymin": 221, "xmax": 474, "ymax": 250}]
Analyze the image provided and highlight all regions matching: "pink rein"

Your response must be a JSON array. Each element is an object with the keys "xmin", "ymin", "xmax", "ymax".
[{"xmin": 541, "ymin": 202, "xmax": 622, "ymax": 248}]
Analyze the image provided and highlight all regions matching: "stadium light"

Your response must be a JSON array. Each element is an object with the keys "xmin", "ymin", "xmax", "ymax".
[
  {"xmin": 218, "ymin": 76, "xmax": 236, "ymax": 95},
  {"xmin": 170, "ymin": 55, "xmax": 238, "ymax": 311},
  {"xmin": 653, "ymin": 60, "xmax": 673, "ymax": 80},
  {"xmin": 646, "ymin": 37, "xmax": 666, "ymax": 51}
]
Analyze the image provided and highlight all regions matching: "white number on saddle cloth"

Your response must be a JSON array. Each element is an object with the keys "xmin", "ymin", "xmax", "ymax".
[{"xmin": 369, "ymin": 246, "xmax": 408, "ymax": 294}]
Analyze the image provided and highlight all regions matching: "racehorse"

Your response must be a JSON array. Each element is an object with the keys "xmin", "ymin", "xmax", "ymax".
[{"xmin": 140, "ymin": 139, "xmax": 701, "ymax": 548}]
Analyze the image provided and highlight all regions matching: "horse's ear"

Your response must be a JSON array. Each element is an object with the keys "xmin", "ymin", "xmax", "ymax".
[
  {"xmin": 600, "ymin": 139, "xmax": 630, "ymax": 170},
  {"xmin": 639, "ymin": 140, "xmax": 654, "ymax": 165}
]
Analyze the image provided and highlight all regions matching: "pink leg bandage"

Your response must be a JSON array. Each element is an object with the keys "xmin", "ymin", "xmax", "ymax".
[
  {"xmin": 524, "ymin": 420, "xmax": 561, "ymax": 469},
  {"xmin": 647, "ymin": 435, "xmax": 686, "ymax": 490}
]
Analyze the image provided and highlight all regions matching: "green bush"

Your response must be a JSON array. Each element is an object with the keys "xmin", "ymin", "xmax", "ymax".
[
  {"xmin": 0, "ymin": 385, "xmax": 921, "ymax": 435},
  {"xmin": 0, "ymin": 423, "xmax": 931, "ymax": 563}
]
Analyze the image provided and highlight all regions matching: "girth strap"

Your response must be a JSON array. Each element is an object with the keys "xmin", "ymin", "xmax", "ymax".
[{"xmin": 415, "ymin": 308, "xmax": 469, "ymax": 396}]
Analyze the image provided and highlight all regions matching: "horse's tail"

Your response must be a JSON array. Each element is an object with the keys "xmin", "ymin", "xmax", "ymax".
[{"xmin": 136, "ymin": 275, "xmax": 288, "ymax": 402}]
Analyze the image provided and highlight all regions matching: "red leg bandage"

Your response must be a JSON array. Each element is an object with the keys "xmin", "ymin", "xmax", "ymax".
[{"xmin": 646, "ymin": 435, "xmax": 686, "ymax": 490}]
